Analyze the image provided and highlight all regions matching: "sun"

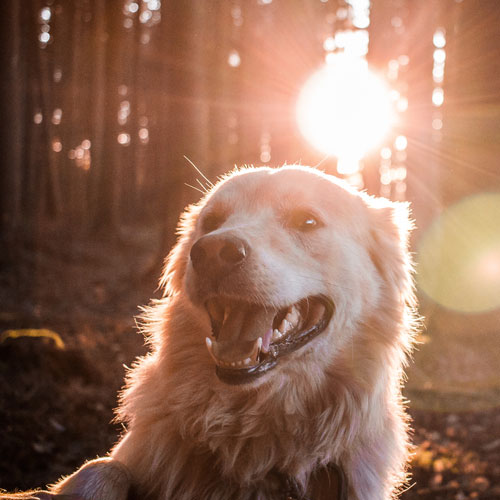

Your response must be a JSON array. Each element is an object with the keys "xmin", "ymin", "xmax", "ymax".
[{"xmin": 296, "ymin": 54, "xmax": 395, "ymax": 166}]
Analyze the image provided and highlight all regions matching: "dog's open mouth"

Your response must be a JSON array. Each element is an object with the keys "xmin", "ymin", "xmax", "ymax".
[{"xmin": 204, "ymin": 295, "xmax": 334, "ymax": 385}]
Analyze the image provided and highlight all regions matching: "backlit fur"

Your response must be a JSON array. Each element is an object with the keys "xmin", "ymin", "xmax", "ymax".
[{"xmin": 56, "ymin": 165, "xmax": 418, "ymax": 500}]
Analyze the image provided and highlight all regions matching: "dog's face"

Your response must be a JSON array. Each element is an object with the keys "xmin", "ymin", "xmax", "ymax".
[{"xmin": 165, "ymin": 166, "xmax": 410, "ymax": 387}]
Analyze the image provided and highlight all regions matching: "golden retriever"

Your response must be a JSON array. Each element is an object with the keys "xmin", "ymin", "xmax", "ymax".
[{"xmin": 31, "ymin": 166, "xmax": 417, "ymax": 499}]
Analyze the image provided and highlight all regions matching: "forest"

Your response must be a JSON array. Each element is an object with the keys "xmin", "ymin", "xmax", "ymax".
[{"xmin": 1, "ymin": 0, "xmax": 499, "ymax": 498}]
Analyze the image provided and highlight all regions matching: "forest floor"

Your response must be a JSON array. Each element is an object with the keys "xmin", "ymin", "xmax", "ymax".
[{"xmin": 0, "ymin": 227, "xmax": 499, "ymax": 499}]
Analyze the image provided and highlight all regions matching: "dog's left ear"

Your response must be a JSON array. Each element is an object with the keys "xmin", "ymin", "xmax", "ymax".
[
  {"xmin": 160, "ymin": 203, "xmax": 202, "ymax": 296},
  {"xmin": 367, "ymin": 198, "xmax": 414, "ymax": 292}
]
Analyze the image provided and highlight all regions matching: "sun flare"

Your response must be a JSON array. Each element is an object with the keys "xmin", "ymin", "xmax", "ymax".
[{"xmin": 296, "ymin": 54, "xmax": 395, "ymax": 167}]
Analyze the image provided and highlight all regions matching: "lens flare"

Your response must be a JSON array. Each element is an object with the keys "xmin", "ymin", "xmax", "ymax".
[
  {"xmin": 297, "ymin": 54, "xmax": 394, "ymax": 160},
  {"xmin": 417, "ymin": 193, "xmax": 500, "ymax": 313}
]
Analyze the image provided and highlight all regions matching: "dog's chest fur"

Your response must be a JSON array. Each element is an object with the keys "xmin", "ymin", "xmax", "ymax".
[
  {"xmin": 128, "ymin": 347, "xmax": 359, "ymax": 499},
  {"xmin": 141, "ymin": 382, "xmax": 349, "ymax": 499}
]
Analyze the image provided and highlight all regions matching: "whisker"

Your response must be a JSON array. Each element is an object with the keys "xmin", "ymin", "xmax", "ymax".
[
  {"xmin": 184, "ymin": 183, "xmax": 206, "ymax": 195},
  {"xmin": 196, "ymin": 178, "xmax": 209, "ymax": 193},
  {"xmin": 313, "ymin": 154, "xmax": 329, "ymax": 170},
  {"xmin": 184, "ymin": 155, "xmax": 214, "ymax": 188}
]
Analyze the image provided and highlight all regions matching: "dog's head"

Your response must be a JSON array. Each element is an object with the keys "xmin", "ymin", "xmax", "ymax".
[{"xmin": 161, "ymin": 166, "xmax": 413, "ymax": 387}]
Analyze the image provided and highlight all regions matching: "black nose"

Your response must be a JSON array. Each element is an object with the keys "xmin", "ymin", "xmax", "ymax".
[{"xmin": 190, "ymin": 234, "xmax": 249, "ymax": 277}]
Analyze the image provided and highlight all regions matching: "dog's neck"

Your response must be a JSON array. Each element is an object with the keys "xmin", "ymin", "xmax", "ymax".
[
  {"xmin": 164, "ymin": 343, "xmax": 365, "ymax": 488},
  {"xmin": 153, "ymin": 304, "xmax": 381, "ymax": 481}
]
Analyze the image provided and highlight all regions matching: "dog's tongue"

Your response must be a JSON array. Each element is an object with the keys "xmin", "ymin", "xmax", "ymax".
[{"xmin": 218, "ymin": 304, "xmax": 275, "ymax": 343}]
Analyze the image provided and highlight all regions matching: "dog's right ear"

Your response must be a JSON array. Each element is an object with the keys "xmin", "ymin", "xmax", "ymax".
[
  {"xmin": 366, "ymin": 197, "xmax": 414, "ymax": 294},
  {"xmin": 160, "ymin": 203, "xmax": 203, "ymax": 296}
]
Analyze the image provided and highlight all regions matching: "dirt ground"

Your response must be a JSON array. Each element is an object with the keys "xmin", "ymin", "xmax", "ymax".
[{"xmin": 0, "ymin": 228, "xmax": 499, "ymax": 499}]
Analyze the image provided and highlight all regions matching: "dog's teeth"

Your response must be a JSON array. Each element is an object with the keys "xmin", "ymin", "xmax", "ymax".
[
  {"xmin": 279, "ymin": 319, "xmax": 292, "ymax": 333},
  {"xmin": 272, "ymin": 328, "xmax": 281, "ymax": 341},
  {"xmin": 249, "ymin": 337, "xmax": 262, "ymax": 362},
  {"xmin": 285, "ymin": 308, "xmax": 299, "ymax": 328},
  {"xmin": 208, "ymin": 337, "xmax": 267, "ymax": 368},
  {"xmin": 205, "ymin": 337, "xmax": 218, "ymax": 363}
]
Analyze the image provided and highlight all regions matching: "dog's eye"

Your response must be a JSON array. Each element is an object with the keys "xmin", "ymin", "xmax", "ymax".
[
  {"xmin": 201, "ymin": 213, "xmax": 225, "ymax": 233},
  {"xmin": 289, "ymin": 210, "xmax": 322, "ymax": 231}
]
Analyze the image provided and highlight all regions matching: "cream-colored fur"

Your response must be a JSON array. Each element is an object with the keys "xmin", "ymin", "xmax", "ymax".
[{"xmin": 52, "ymin": 166, "xmax": 418, "ymax": 500}]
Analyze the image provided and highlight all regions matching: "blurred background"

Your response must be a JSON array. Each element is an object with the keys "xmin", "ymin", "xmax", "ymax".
[{"xmin": 0, "ymin": 0, "xmax": 499, "ymax": 497}]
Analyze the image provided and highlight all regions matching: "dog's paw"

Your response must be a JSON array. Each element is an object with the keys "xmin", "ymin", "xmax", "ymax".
[{"xmin": 50, "ymin": 457, "xmax": 131, "ymax": 500}]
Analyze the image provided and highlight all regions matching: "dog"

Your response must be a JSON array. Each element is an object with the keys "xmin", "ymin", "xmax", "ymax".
[{"xmin": 21, "ymin": 166, "xmax": 418, "ymax": 499}]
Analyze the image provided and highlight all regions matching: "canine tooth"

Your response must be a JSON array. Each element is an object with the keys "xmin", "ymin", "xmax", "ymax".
[
  {"xmin": 205, "ymin": 337, "xmax": 218, "ymax": 363},
  {"xmin": 249, "ymin": 337, "xmax": 262, "ymax": 363},
  {"xmin": 243, "ymin": 357, "xmax": 251, "ymax": 365}
]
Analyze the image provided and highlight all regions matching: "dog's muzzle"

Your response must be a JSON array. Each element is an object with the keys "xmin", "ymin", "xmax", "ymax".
[
  {"xmin": 189, "ymin": 234, "xmax": 335, "ymax": 385},
  {"xmin": 190, "ymin": 233, "xmax": 249, "ymax": 281}
]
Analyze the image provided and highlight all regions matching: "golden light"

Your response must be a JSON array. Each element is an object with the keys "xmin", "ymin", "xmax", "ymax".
[
  {"xmin": 432, "ymin": 117, "xmax": 443, "ymax": 130},
  {"xmin": 433, "ymin": 48, "xmax": 446, "ymax": 64},
  {"xmin": 433, "ymin": 28, "xmax": 446, "ymax": 48},
  {"xmin": 40, "ymin": 7, "xmax": 51, "ymax": 22},
  {"xmin": 394, "ymin": 134, "xmax": 407, "ymax": 151},
  {"xmin": 296, "ymin": 54, "xmax": 394, "ymax": 163},
  {"xmin": 432, "ymin": 87, "xmax": 444, "ymax": 107},
  {"xmin": 117, "ymin": 133, "xmax": 131, "ymax": 145},
  {"xmin": 380, "ymin": 147, "xmax": 392, "ymax": 160},
  {"xmin": 52, "ymin": 108, "xmax": 62, "ymax": 125},
  {"xmin": 128, "ymin": 2, "xmax": 139, "ymax": 13},
  {"xmin": 418, "ymin": 193, "xmax": 500, "ymax": 313},
  {"xmin": 228, "ymin": 50, "xmax": 241, "ymax": 68},
  {"xmin": 52, "ymin": 139, "xmax": 62, "ymax": 153},
  {"xmin": 138, "ymin": 127, "xmax": 149, "ymax": 143}
]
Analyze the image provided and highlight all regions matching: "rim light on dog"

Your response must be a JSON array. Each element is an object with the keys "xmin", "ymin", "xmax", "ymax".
[{"xmin": 296, "ymin": 54, "xmax": 395, "ymax": 170}]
